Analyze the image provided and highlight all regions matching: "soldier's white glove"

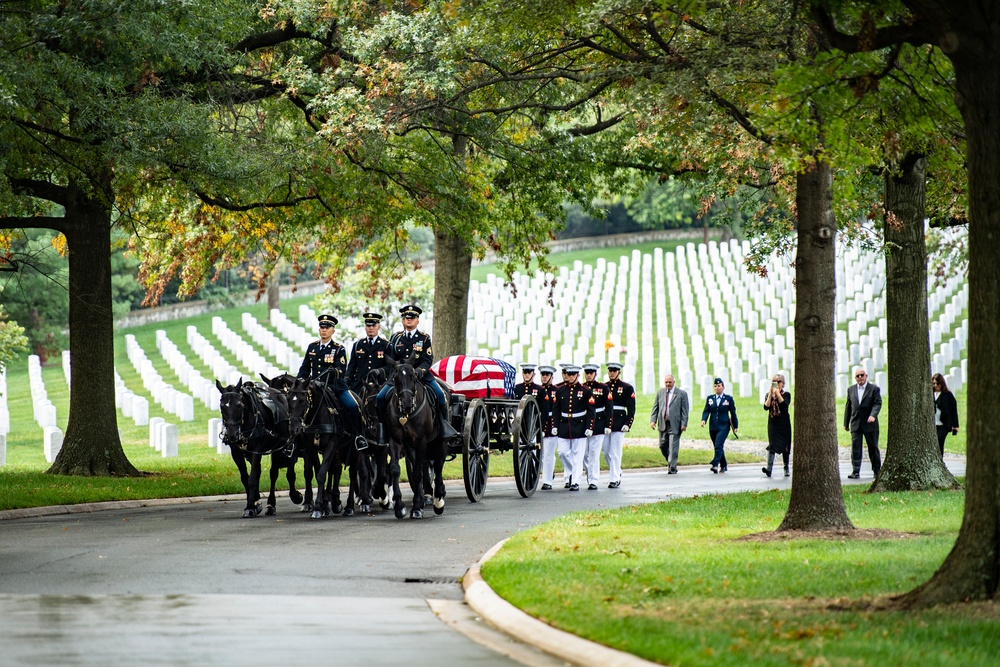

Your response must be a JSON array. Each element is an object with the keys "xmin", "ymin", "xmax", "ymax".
[
  {"xmin": 604, "ymin": 428, "xmax": 612, "ymax": 435},
  {"xmin": 584, "ymin": 429, "xmax": 593, "ymax": 437},
  {"xmin": 622, "ymin": 425, "xmax": 630, "ymax": 432},
  {"xmin": 551, "ymin": 427, "xmax": 558, "ymax": 436}
]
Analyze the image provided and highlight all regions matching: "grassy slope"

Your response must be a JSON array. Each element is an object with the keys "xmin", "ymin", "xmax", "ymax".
[{"xmin": 483, "ymin": 484, "xmax": 995, "ymax": 666}]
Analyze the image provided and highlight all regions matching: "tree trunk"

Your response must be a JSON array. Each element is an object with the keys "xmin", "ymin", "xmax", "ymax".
[
  {"xmin": 777, "ymin": 160, "xmax": 854, "ymax": 531},
  {"xmin": 873, "ymin": 153, "xmax": 958, "ymax": 492},
  {"xmin": 48, "ymin": 183, "xmax": 140, "ymax": 477},
  {"xmin": 266, "ymin": 267, "xmax": 280, "ymax": 313},
  {"xmin": 898, "ymin": 10, "xmax": 1000, "ymax": 604},
  {"xmin": 432, "ymin": 228, "xmax": 472, "ymax": 358}
]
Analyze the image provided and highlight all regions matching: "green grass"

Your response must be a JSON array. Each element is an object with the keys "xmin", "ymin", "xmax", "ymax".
[{"xmin": 483, "ymin": 484, "xmax": 995, "ymax": 666}]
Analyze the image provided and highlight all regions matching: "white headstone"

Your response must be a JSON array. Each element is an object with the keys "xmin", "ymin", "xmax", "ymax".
[
  {"xmin": 161, "ymin": 423, "xmax": 179, "ymax": 458},
  {"xmin": 44, "ymin": 426, "xmax": 63, "ymax": 463}
]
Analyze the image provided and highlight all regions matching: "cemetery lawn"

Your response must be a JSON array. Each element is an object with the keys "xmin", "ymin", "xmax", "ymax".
[{"xmin": 482, "ymin": 483, "xmax": 996, "ymax": 667}]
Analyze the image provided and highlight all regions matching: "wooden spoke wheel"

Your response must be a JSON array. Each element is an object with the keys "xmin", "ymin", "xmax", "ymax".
[
  {"xmin": 511, "ymin": 396, "xmax": 542, "ymax": 497},
  {"xmin": 462, "ymin": 399, "xmax": 490, "ymax": 502}
]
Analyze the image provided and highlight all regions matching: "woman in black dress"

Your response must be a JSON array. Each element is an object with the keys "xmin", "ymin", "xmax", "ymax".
[
  {"xmin": 932, "ymin": 373, "xmax": 959, "ymax": 456},
  {"xmin": 762, "ymin": 374, "xmax": 791, "ymax": 477}
]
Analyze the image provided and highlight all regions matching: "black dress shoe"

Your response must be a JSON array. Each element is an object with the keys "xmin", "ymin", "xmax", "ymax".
[
  {"xmin": 587, "ymin": 484, "xmax": 598, "ymax": 490},
  {"xmin": 541, "ymin": 484, "xmax": 552, "ymax": 490},
  {"xmin": 667, "ymin": 469, "xmax": 678, "ymax": 475},
  {"xmin": 720, "ymin": 467, "xmax": 728, "ymax": 473},
  {"xmin": 784, "ymin": 468, "xmax": 790, "ymax": 477},
  {"xmin": 564, "ymin": 482, "xmax": 571, "ymax": 489},
  {"xmin": 711, "ymin": 466, "xmax": 718, "ymax": 474},
  {"xmin": 762, "ymin": 467, "xmax": 772, "ymax": 477},
  {"xmin": 608, "ymin": 481, "xmax": 621, "ymax": 488},
  {"xmin": 569, "ymin": 483, "xmax": 580, "ymax": 491},
  {"xmin": 847, "ymin": 472, "xmax": 860, "ymax": 479}
]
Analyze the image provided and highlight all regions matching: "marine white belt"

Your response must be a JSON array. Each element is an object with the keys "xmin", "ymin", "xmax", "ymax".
[
  {"xmin": 561, "ymin": 411, "xmax": 588, "ymax": 418},
  {"xmin": 612, "ymin": 406, "xmax": 628, "ymax": 411},
  {"xmin": 594, "ymin": 407, "xmax": 605, "ymax": 413}
]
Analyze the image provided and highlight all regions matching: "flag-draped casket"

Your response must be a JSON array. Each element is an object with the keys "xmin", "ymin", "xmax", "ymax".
[{"xmin": 430, "ymin": 355, "xmax": 517, "ymax": 399}]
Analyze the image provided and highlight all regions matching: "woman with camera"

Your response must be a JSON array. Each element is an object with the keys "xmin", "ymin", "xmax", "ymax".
[{"xmin": 762, "ymin": 374, "xmax": 791, "ymax": 477}]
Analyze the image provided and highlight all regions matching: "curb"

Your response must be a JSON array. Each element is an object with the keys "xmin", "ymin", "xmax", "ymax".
[
  {"xmin": 464, "ymin": 539, "xmax": 662, "ymax": 667},
  {"xmin": 0, "ymin": 493, "xmax": 247, "ymax": 521}
]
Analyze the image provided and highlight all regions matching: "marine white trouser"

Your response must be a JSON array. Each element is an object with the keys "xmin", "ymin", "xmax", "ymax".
[
  {"xmin": 582, "ymin": 433, "xmax": 604, "ymax": 485},
  {"xmin": 541, "ymin": 436, "xmax": 559, "ymax": 485},
  {"xmin": 557, "ymin": 437, "xmax": 583, "ymax": 485},
  {"xmin": 602, "ymin": 431, "xmax": 624, "ymax": 484}
]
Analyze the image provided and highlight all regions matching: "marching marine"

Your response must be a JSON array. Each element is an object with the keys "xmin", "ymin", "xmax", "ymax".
[{"xmin": 603, "ymin": 362, "xmax": 636, "ymax": 488}]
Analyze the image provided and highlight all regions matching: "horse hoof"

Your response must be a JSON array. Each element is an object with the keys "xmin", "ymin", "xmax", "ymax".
[
  {"xmin": 311, "ymin": 510, "xmax": 322, "ymax": 520},
  {"xmin": 394, "ymin": 504, "xmax": 406, "ymax": 519},
  {"xmin": 301, "ymin": 503, "xmax": 312, "ymax": 513},
  {"xmin": 264, "ymin": 505, "xmax": 276, "ymax": 516},
  {"xmin": 254, "ymin": 503, "xmax": 263, "ymax": 516},
  {"xmin": 343, "ymin": 507, "xmax": 355, "ymax": 517},
  {"xmin": 380, "ymin": 500, "xmax": 391, "ymax": 510},
  {"xmin": 332, "ymin": 502, "xmax": 344, "ymax": 515},
  {"xmin": 242, "ymin": 509, "xmax": 257, "ymax": 518},
  {"xmin": 411, "ymin": 508, "xmax": 423, "ymax": 519},
  {"xmin": 289, "ymin": 490, "xmax": 303, "ymax": 505},
  {"xmin": 360, "ymin": 504, "xmax": 371, "ymax": 513},
  {"xmin": 433, "ymin": 504, "xmax": 444, "ymax": 516}
]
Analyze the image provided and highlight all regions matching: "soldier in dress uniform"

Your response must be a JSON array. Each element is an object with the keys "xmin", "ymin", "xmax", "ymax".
[
  {"xmin": 551, "ymin": 364, "xmax": 596, "ymax": 491},
  {"xmin": 537, "ymin": 365, "xmax": 559, "ymax": 490},
  {"xmin": 376, "ymin": 304, "xmax": 460, "ymax": 442},
  {"xmin": 603, "ymin": 362, "xmax": 636, "ymax": 488},
  {"xmin": 345, "ymin": 312, "xmax": 391, "ymax": 394},
  {"xmin": 297, "ymin": 313, "xmax": 366, "ymax": 449},
  {"xmin": 581, "ymin": 363, "xmax": 613, "ymax": 490},
  {"xmin": 514, "ymin": 363, "xmax": 544, "ymax": 399}
]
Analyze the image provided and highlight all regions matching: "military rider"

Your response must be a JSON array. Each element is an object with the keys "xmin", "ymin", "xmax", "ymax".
[
  {"xmin": 376, "ymin": 304, "xmax": 461, "ymax": 443},
  {"xmin": 297, "ymin": 313, "xmax": 366, "ymax": 449},
  {"xmin": 345, "ymin": 312, "xmax": 391, "ymax": 393}
]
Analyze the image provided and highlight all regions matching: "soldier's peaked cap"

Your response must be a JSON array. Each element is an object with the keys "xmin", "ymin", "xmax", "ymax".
[
  {"xmin": 582, "ymin": 364, "xmax": 600, "ymax": 373},
  {"xmin": 606, "ymin": 362, "xmax": 623, "ymax": 370},
  {"xmin": 362, "ymin": 312, "xmax": 383, "ymax": 324},
  {"xmin": 399, "ymin": 304, "xmax": 422, "ymax": 317},
  {"xmin": 318, "ymin": 313, "xmax": 338, "ymax": 326}
]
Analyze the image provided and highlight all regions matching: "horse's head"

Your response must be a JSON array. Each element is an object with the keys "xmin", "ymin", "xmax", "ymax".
[
  {"xmin": 217, "ymin": 377, "xmax": 247, "ymax": 444},
  {"xmin": 284, "ymin": 377, "xmax": 311, "ymax": 435},
  {"xmin": 390, "ymin": 362, "xmax": 418, "ymax": 416}
]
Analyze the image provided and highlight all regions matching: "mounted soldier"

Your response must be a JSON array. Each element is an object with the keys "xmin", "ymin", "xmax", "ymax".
[
  {"xmin": 297, "ymin": 313, "xmax": 366, "ymax": 449},
  {"xmin": 376, "ymin": 304, "xmax": 460, "ymax": 444}
]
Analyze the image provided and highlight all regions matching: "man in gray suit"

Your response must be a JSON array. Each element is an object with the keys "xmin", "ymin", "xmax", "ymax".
[
  {"xmin": 649, "ymin": 374, "xmax": 689, "ymax": 474},
  {"xmin": 843, "ymin": 367, "xmax": 883, "ymax": 479}
]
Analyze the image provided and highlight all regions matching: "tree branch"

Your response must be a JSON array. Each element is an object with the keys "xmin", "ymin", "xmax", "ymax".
[
  {"xmin": 812, "ymin": 6, "xmax": 933, "ymax": 53},
  {"xmin": 8, "ymin": 178, "xmax": 69, "ymax": 206},
  {"xmin": 0, "ymin": 215, "xmax": 67, "ymax": 233}
]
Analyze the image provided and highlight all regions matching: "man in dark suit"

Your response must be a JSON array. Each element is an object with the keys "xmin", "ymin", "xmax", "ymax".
[
  {"xmin": 649, "ymin": 373, "xmax": 689, "ymax": 474},
  {"xmin": 843, "ymin": 367, "xmax": 883, "ymax": 479}
]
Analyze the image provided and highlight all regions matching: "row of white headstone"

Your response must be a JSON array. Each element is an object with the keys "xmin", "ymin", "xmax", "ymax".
[
  {"xmin": 123, "ymin": 335, "xmax": 194, "ymax": 422},
  {"xmin": 147, "ymin": 417, "xmax": 179, "ymax": 458},
  {"xmin": 209, "ymin": 317, "xmax": 286, "ymax": 383},
  {"xmin": 466, "ymin": 239, "xmax": 968, "ymax": 400},
  {"xmin": 241, "ymin": 312, "xmax": 303, "ymax": 373}
]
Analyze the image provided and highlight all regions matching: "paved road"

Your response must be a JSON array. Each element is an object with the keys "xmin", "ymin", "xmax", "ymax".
[{"xmin": 0, "ymin": 459, "xmax": 966, "ymax": 667}]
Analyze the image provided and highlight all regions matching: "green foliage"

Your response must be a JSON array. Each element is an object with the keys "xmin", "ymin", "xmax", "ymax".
[
  {"xmin": 311, "ymin": 266, "xmax": 434, "ymax": 332},
  {"xmin": 0, "ymin": 230, "xmax": 68, "ymax": 361},
  {"xmin": 0, "ymin": 303, "xmax": 28, "ymax": 376}
]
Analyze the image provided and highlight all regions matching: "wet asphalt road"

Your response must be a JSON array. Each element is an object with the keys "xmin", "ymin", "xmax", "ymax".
[{"xmin": 0, "ymin": 459, "xmax": 966, "ymax": 667}]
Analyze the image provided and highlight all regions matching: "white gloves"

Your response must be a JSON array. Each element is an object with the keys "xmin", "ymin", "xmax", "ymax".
[
  {"xmin": 604, "ymin": 428, "xmax": 612, "ymax": 435},
  {"xmin": 622, "ymin": 425, "xmax": 630, "ymax": 432},
  {"xmin": 551, "ymin": 427, "xmax": 558, "ymax": 436},
  {"xmin": 584, "ymin": 429, "xmax": 593, "ymax": 437}
]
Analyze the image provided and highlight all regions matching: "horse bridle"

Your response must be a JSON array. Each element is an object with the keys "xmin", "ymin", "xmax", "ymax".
[
  {"xmin": 220, "ymin": 386, "xmax": 294, "ymax": 454},
  {"xmin": 392, "ymin": 374, "xmax": 430, "ymax": 425}
]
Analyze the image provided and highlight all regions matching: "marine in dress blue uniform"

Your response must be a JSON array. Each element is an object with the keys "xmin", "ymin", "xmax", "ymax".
[
  {"xmin": 700, "ymin": 377, "xmax": 738, "ymax": 473},
  {"xmin": 514, "ymin": 364, "xmax": 544, "ymax": 399},
  {"xmin": 603, "ymin": 362, "xmax": 636, "ymax": 488},
  {"xmin": 581, "ymin": 363, "xmax": 613, "ymax": 489},
  {"xmin": 552, "ymin": 365, "xmax": 596, "ymax": 491},
  {"xmin": 537, "ymin": 365, "xmax": 559, "ymax": 490}
]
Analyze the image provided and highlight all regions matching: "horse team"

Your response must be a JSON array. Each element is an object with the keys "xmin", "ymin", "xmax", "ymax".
[{"xmin": 216, "ymin": 353, "xmax": 447, "ymax": 520}]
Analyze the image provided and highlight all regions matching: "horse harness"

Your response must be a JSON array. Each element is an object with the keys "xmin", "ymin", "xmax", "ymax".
[{"xmin": 220, "ymin": 384, "xmax": 295, "ymax": 455}]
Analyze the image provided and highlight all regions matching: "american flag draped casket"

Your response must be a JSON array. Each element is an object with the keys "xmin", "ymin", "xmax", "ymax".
[{"xmin": 429, "ymin": 355, "xmax": 517, "ymax": 399}]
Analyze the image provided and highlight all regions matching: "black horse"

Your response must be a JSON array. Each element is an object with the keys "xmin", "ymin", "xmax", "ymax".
[
  {"xmin": 382, "ymin": 357, "xmax": 447, "ymax": 519},
  {"xmin": 360, "ymin": 367, "xmax": 393, "ymax": 512},
  {"xmin": 264, "ymin": 372, "xmax": 373, "ymax": 519},
  {"xmin": 216, "ymin": 378, "xmax": 304, "ymax": 518}
]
